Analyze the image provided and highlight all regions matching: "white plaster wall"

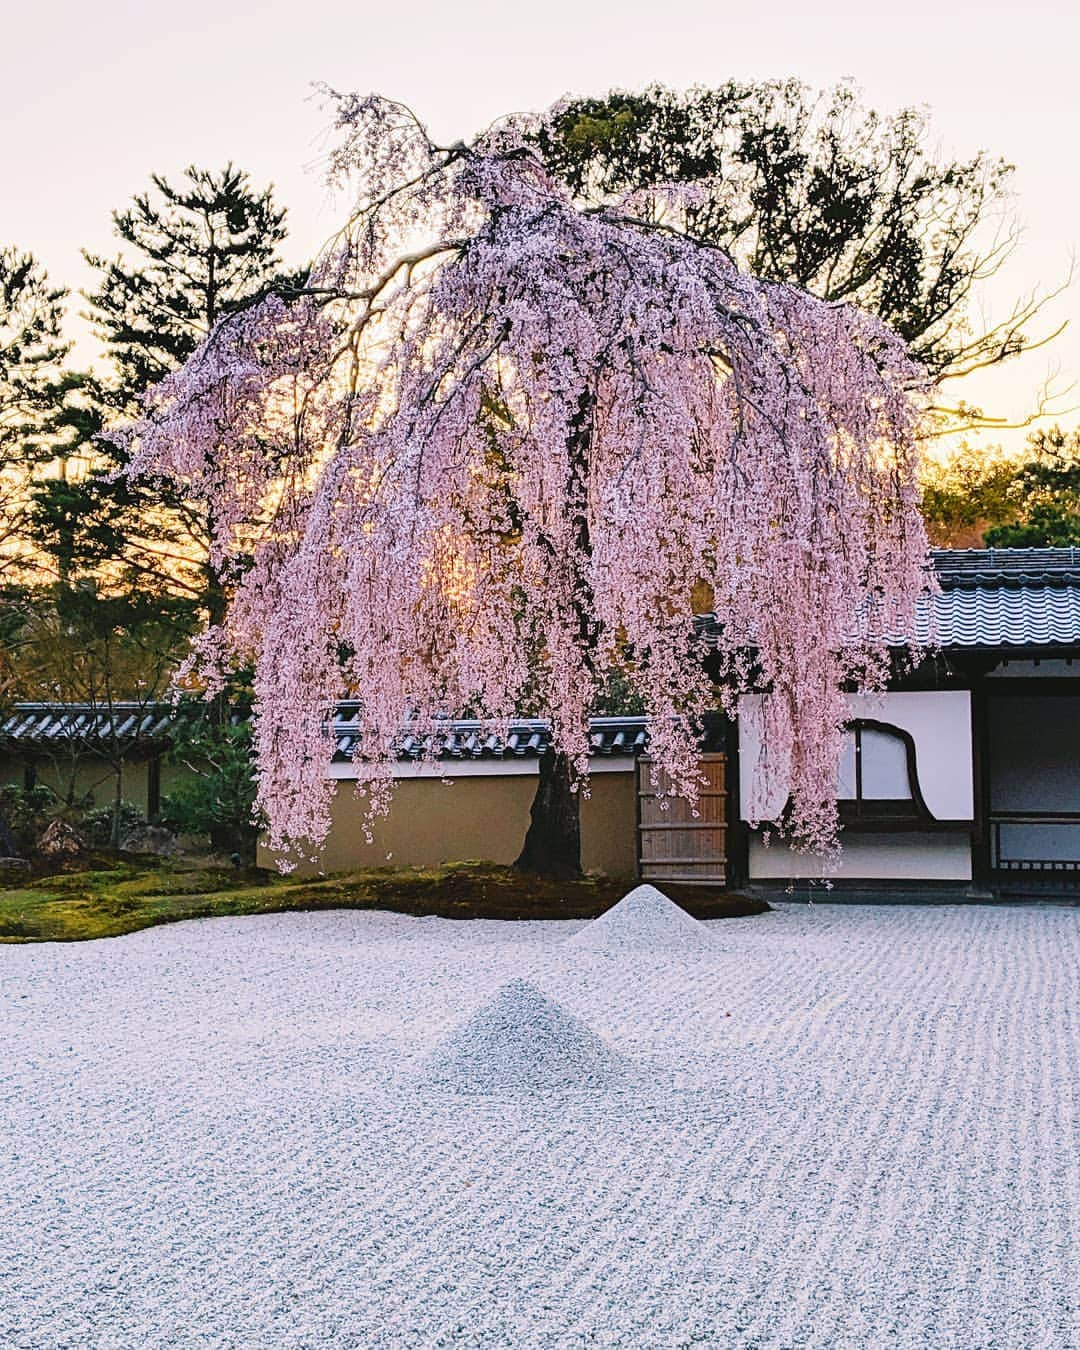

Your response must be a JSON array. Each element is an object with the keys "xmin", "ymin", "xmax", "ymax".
[
  {"xmin": 749, "ymin": 831, "xmax": 973, "ymax": 881},
  {"xmin": 739, "ymin": 690, "xmax": 974, "ymax": 823}
]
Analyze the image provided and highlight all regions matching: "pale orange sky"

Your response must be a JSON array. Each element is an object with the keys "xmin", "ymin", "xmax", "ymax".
[{"xmin": 4, "ymin": 0, "xmax": 1077, "ymax": 449}]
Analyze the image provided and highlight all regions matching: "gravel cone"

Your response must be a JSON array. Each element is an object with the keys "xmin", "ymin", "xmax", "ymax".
[
  {"xmin": 567, "ymin": 883, "xmax": 711, "ymax": 952},
  {"xmin": 421, "ymin": 978, "xmax": 629, "ymax": 1095}
]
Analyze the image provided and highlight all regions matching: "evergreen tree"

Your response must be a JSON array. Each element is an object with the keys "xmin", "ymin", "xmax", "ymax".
[
  {"xmin": 161, "ymin": 675, "xmax": 259, "ymax": 860},
  {"xmin": 0, "ymin": 247, "xmax": 71, "ymax": 574},
  {"xmin": 922, "ymin": 426, "xmax": 1080, "ymax": 547},
  {"xmin": 984, "ymin": 427, "xmax": 1080, "ymax": 547},
  {"xmin": 28, "ymin": 166, "xmax": 291, "ymax": 621},
  {"xmin": 534, "ymin": 83, "xmax": 1051, "ymax": 404},
  {"xmin": 0, "ymin": 247, "xmax": 84, "ymax": 714},
  {"xmin": 84, "ymin": 163, "xmax": 289, "ymax": 414}
]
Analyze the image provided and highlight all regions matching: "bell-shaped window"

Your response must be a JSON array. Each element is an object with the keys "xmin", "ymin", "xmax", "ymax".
[{"xmin": 838, "ymin": 720, "xmax": 931, "ymax": 825}]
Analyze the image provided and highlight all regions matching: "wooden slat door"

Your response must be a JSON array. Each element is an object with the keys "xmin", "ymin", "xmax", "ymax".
[{"xmin": 637, "ymin": 753, "xmax": 727, "ymax": 885}]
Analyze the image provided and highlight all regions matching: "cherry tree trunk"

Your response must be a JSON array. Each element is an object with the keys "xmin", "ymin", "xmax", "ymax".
[
  {"xmin": 515, "ymin": 389, "xmax": 595, "ymax": 881},
  {"xmin": 514, "ymin": 748, "xmax": 583, "ymax": 880}
]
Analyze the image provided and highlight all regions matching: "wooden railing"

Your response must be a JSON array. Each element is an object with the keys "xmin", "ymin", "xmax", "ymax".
[{"xmin": 991, "ymin": 811, "xmax": 1080, "ymax": 875}]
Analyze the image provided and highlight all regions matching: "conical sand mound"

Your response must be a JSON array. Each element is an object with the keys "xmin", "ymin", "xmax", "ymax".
[
  {"xmin": 421, "ymin": 979, "xmax": 629, "ymax": 1095},
  {"xmin": 568, "ymin": 883, "xmax": 711, "ymax": 952}
]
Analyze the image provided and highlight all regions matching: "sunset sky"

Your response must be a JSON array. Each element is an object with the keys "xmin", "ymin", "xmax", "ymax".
[{"xmin": 6, "ymin": 0, "xmax": 1077, "ymax": 448}]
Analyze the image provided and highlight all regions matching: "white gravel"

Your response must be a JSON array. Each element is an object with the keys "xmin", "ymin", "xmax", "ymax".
[
  {"xmin": 1, "ymin": 901, "xmax": 1078, "ymax": 1348},
  {"xmin": 565, "ymin": 882, "xmax": 712, "ymax": 953},
  {"xmin": 421, "ymin": 978, "xmax": 632, "ymax": 1095}
]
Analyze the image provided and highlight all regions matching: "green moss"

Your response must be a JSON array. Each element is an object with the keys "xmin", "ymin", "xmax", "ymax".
[{"xmin": 0, "ymin": 859, "xmax": 768, "ymax": 943}]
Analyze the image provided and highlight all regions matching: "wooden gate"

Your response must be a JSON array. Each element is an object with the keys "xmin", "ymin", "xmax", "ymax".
[{"xmin": 636, "ymin": 753, "xmax": 727, "ymax": 885}]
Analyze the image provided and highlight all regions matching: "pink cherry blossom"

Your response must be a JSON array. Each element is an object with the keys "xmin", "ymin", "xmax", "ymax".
[{"xmin": 120, "ymin": 92, "xmax": 931, "ymax": 859}]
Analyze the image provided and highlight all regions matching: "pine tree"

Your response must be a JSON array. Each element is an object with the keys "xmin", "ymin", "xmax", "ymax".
[
  {"xmin": 0, "ymin": 247, "xmax": 70, "ymax": 575},
  {"xmin": 84, "ymin": 163, "xmax": 289, "ymax": 414},
  {"xmin": 29, "ymin": 166, "xmax": 291, "ymax": 622}
]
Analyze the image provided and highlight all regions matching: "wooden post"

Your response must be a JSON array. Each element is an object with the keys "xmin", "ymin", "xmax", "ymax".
[
  {"xmin": 147, "ymin": 755, "xmax": 162, "ymax": 823},
  {"xmin": 970, "ymin": 674, "xmax": 993, "ymax": 894},
  {"xmin": 724, "ymin": 715, "xmax": 750, "ymax": 890}
]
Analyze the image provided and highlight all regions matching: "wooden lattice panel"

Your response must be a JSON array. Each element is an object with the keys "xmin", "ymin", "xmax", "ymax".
[{"xmin": 637, "ymin": 753, "xmax": 727, "ymax": 884}]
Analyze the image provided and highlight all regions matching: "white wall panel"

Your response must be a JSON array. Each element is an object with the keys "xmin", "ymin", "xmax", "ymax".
[
  {"xmin": 739, "ymin": 689, "xmax": 974, "ymax": 822},
  {"xmin": 749, "ymin": 831, "xmax": 973, "ymax": 882}
]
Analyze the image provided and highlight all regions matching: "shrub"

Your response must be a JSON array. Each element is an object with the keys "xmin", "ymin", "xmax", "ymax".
[
  {"xmin": 0, "ymin": 784, "xmax": 59, "ymax": 856},
  {"xmin": 161, "ymin": 694, "xmax": 260, "ymax": 860},
  {"xmin": 80, "ymin": 800, "xmax": 147, "ymax": 849}
]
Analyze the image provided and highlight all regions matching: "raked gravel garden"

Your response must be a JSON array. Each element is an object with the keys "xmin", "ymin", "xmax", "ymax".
[{"xmin": 1, "ymin": 890, "xmax": 1078, "ymax": 1348}]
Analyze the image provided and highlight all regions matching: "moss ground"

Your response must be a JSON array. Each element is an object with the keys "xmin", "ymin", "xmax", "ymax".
[{"xmin": 0, "ymin": 857, "xmax": 768, "ymax": 943}]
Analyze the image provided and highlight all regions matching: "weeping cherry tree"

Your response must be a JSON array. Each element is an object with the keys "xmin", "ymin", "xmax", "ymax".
[{"xmin": 119, "ymin": 92, "xmax": 931, "ymax": 877}]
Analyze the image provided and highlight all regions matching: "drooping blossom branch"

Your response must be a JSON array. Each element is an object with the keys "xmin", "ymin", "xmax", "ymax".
[{"xmin": 119, "ymin": 90, "xmax": 932, "ymax": 858}]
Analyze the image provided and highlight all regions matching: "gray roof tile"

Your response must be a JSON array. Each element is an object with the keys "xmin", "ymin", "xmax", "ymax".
[
  {"xmin": 332, "ymin": 713, "xmax": 648, "ymax": 762},
  {"xmin": 0, "ymin": 703, "xmax": 177, "ymax": 749},
  {"xmin": 928, "ymin": 548, "xmax": 1080, "ymax": 647},
  {"xmin": 930, "ymin": 583, "xmax": 1080, "ymax": 648},
  {"xmin": 0, "ymin": 702, "xmax": 649, "ymax": 762}
]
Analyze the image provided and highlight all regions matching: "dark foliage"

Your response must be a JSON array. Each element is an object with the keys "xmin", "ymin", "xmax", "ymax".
[
  {"xmin": 922, "ymin": 425, "xmax": 1080, "ymax": 548},
  {"xmin": 0, "ymin": 784, "xmax": 57, "ymax": 856},
  {"xmin": 984, "ymin": 427, "xmax": 1080, "ymax": 547},
  {"xmin": 0, "ymin": 246, "xmax": 69, "ymax": 469},
  {"xmin": 27, "ymin": 166, "xmax": 292, "ymax": 619},
  {"xmin": 84, "ymin": 164, "xmax": 288, "ymax": 407},
  {"xmin": 160, "ymin": 680, "xmax": 259, "ymax": 859},
  {"xmin": 534, "ymin": 83, "xmax": 1026, "ymax": 382}
]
